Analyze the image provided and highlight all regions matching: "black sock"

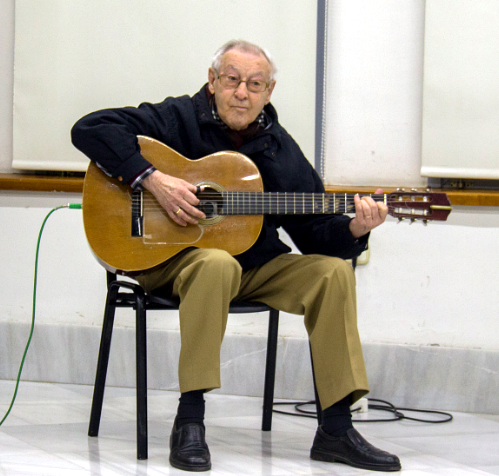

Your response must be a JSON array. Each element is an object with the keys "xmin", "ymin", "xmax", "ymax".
[
  {"xmin": 176, "ymin": 390, "xmax": 205, "ymax": 428},
  {"xmin": 321, "ymin": 394, "xmax": 353, "ymax": 437}
]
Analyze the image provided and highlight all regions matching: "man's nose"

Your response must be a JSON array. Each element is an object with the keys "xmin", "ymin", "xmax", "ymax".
[{"xmin": 234, "ymin": 81, "xmax": 249, "ymax": 99}]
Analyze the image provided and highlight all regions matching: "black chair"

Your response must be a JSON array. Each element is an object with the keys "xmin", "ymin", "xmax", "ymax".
[{"xmin": 88, "ymin": 271, "xmax": 280, "ymax": 460}]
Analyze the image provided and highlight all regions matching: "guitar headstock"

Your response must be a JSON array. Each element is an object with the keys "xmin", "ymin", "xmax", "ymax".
[{"xmin": 386, "ymin": 190, "xmax": 452, "ymax": 223}]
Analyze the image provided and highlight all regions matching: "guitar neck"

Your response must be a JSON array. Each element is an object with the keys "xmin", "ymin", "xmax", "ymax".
[{"xmin": 200, "ymin": 191, "xmax": 382, "ymax": 216}]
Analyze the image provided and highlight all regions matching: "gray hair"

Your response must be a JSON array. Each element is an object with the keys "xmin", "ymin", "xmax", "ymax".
[{"xmin": 211, "ymin": 39, "xmax": 277, "ymax": 81}]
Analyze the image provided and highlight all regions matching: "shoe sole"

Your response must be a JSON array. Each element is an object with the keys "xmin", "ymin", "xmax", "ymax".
[
  {"xmin": 169, "ymin": 456, "xmax": 211, "ymax": 472},
  {"xmin": 310, "ymin": 448, "xmax": 401, "ymax": 472}
]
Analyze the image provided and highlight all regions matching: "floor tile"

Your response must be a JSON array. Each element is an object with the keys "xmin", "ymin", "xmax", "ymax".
[{"xmin": 1, "ymin": 380, "xmax": 499, "ymax": 475}]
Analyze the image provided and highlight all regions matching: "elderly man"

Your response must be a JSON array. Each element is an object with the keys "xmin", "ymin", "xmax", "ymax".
[{"xmin": 72, "ymin": 39, "xmax": 400, "ymax": 472}]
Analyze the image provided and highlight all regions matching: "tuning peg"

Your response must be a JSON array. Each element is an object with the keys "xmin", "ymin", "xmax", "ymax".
[
  {"xmin": 411, "ymin": 188, "xmax": 418, "ymax": 192},
  {"xmin": 396, "ymin": 188, "xmax": 406, "ymax": 192},
  {"xmin": 410, "ymin": 218, "xmax": 416, "ymax": 224},
  {"xmin": 397, "ymin": 217, "xmax": 405, "ymax": 223},
  {"xmin": 423, "ymin": 220, "xmax": 428, "ymax": 226}
]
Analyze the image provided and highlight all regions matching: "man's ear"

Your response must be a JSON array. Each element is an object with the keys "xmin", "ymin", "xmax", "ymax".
[
  {"xmin": 264, "ymin": 80, "xmax": 276, "ymax": 105},
  {"xmin": 208, "ymin": 68, "xmax": 216, "ymax": 95}
]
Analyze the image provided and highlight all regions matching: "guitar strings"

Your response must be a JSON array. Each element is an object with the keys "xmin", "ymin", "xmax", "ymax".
[
  {"xmin": 138, "ymin": 195, "xmax": 401, "ymax": 210},
  {"xmin": 135, "ymin": 203, "xmax": 406, "ymax": 215},
  {"xmin": 138, "ymin": 194, "xmax": 390, "ymax": 207},
  {"xmin": 135, "ymin": 193, "xmax": 427, "ymax": 216}
]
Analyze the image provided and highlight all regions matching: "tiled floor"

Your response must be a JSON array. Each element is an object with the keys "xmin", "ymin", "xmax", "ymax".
[{"xmin": 0, "ymin": 380, "xmax": 498, "ymax": 475}]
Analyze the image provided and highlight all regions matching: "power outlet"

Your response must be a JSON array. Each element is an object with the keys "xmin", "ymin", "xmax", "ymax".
[
  {"xmin": 351, "ymin": 397, "xmax": 368, "ymax": 413},
  {"xmin": 355, "ymin": 248, "xmax": 370, "ymax": 266}
]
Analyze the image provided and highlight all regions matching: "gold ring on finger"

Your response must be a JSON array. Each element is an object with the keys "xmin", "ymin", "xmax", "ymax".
[{"xmin": 175, "ymin": 207, "xmax": 182, "ymax": 215}]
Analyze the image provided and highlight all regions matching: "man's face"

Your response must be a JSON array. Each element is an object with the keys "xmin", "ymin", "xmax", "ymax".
[{"xmin": 208, "ymin": 48, "xmax": 276, "ymax": 131}]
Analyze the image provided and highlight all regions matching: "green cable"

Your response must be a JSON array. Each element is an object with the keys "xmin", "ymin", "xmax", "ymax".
[{"xmin": 0, "ymin": 203, "xmax": 82, "ymax": 426}]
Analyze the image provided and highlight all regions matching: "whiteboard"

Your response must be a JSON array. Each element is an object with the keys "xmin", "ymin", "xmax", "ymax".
[
  {"xmin": 421, "ymin": 0, "xmax": 499, "ymax": 180},
  {"xmin": 322, "ymin": 0, "xmax": 426, "ymax": 188},
  {"xmin": 12, "ymin": 0, "xmax": 316, "ymax": 172}
]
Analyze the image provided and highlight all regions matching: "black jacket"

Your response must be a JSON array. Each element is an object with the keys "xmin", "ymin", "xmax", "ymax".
[{"xmin": 71, "ymin": 85, "xmax": 368, "ymax": 270}]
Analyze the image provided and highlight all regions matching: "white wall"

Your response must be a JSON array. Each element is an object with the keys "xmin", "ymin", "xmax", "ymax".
[
  {"xmin": 355, "ymin": 206, "xmax": 499, "ymax": 351},
  {"xmin": 1, "ymin": 1, "xmax": 498, "ymax": 358},
  {"xmin": 1, "ymin": 192, "xmax": 497, "ymax": 353}
]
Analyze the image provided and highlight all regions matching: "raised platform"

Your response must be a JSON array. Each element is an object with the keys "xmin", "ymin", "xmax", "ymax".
[{"xmin": 1, "ymin": 320, "xmax": 496, "ymax": 414}]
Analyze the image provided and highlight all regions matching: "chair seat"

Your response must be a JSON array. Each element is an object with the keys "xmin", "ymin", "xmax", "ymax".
[{"xmin": 148, "ymin": 291, "xmax": 275, "ymax": 314}]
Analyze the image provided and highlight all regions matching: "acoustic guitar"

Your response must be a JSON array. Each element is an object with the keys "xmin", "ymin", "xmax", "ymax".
[{"xmin": 82, "ymin": 136, "xmax": 452, "ymax": 274}]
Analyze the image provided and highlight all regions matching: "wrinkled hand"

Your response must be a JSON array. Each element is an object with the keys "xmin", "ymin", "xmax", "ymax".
[
  {"xmin": 349, "ymin": 188, "xmax": 388, "ymax": 238},
  {"xmin": 142, "ymin": 170, "xmax": 205, "ymax": 226}
]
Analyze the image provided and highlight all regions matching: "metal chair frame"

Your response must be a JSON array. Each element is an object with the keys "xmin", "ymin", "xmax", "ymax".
[{"xmin": 88, "ymin": 271, "xmax": 280, "ymax": 460}]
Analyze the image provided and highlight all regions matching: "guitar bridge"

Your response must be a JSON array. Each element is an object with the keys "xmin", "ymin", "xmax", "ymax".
[{"xmin": 131, "ymin": 190, "xmax": 143, "ymax": 237}]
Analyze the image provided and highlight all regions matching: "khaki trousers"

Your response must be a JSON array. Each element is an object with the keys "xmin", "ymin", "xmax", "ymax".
[{"xmin": 136, "ymin": 249, "xmax": 369, "ymax": 410}]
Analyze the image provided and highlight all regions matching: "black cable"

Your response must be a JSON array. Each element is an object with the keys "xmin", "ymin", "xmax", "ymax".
[
  {"xmin": 272, "ymin": 398, "xmax": 453, "ymax": 424},
  {"xmin": 367, "ymin": 398, "xmax": 453, "ymax": 423}
]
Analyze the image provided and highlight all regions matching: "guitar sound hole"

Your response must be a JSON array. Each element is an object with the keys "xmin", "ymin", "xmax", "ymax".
[
  {"xmin": 200, "ymin": 202, "xmax": 216, "ymax": 218},
  {"xmin": 197, "ymin": 187, "xmax": 223, "ymax": 219}
]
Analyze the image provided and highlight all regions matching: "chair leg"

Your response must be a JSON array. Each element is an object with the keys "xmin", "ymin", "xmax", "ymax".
[
  {"xmin": 88, "ymin": 285, "xmax": 118, "ymax": 437},
  {"xmin": 262, "ymin": 308, "xmax": 279, "ymax": 431},
  {"xmin": 309, "ymin": 342, "xmax": 322, "ymax": 425},
  {"xmin": 135, "ymin": 288, "xmax": 148, "ymax": 460}
]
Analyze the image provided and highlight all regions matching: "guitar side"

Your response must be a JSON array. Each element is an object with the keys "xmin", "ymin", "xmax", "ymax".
[{"xmin": 82, "ymin": 137, "xmax": 264, "ymax": 274}]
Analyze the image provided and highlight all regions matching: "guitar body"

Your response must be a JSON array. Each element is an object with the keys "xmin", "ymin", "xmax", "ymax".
[
  {"xmin": 83, "ymin": 136, "xmax": 452, "ymax": 274},
  {"xmin": 82, "ymin": 136, "xmax": 264, "ymax": 274}
]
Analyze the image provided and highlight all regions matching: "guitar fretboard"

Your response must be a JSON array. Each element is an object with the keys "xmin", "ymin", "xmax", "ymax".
[{"xmin": 198, "ymin": 192, "xmax": 386, "ymax": 216}]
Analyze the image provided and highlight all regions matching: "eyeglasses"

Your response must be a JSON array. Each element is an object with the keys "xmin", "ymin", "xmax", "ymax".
[{"xmin": 218, "ymin": 74, "xmax": 270, "ymax": 93}]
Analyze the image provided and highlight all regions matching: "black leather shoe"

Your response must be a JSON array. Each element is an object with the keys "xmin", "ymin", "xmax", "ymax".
[
  {"xmin": 169, "ymin": 420, "xmax": 211, "ymax": 472},
  {"xmin": 310, "ymin": 427, "xmax": 401, "ymax": 472}
]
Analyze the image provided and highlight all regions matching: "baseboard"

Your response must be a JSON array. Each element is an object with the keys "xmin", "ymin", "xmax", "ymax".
[{"xmin": 1, "ymin": 321, "xmax": 497, "ymax": 414}]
